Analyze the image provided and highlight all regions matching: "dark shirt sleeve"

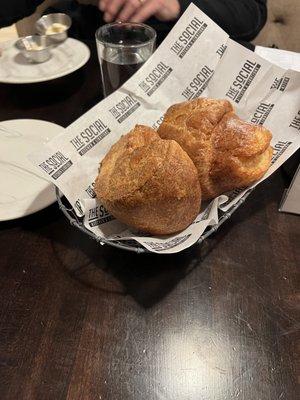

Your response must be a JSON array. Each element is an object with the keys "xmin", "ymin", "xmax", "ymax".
[
  {"xmin": 0, "ymin": 0, "xmax": 45, "ymax": 27},
  {"xmin": 179, "ymin": 0, "xmax": 267, "ymax": 41}
]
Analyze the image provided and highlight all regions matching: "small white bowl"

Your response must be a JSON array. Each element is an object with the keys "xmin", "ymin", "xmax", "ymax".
[{"xmin": 36, "ymin": 13, "xmax": 72, "ymax": 43}]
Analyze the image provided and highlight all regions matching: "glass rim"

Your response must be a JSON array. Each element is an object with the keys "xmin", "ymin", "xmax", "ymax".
[{"xmin": 95, "ymin": 22, "xmax": 157, "ymax": 49}]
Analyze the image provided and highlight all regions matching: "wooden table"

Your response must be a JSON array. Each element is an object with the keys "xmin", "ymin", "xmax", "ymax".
[{"xmin": 0, "ymin": 41, "xmax": 299, "ymax": 400}]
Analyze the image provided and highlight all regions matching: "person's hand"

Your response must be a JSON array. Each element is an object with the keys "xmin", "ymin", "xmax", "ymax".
[{"xmin": 98, "ymin": 0, "xmax": 180, "ymax": 24}]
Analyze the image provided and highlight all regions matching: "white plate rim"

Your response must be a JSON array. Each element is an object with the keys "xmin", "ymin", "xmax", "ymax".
[
  {"xmin": 0, "ymin": 38, "xmax": 91, "ymax": 84},
  {"xmin": 0, "ymin": 119, "xmax": 62, "ymax": 221},
  {"xmin": 0, "ymin": 187, "xmax": 56, "ymax": 222}
]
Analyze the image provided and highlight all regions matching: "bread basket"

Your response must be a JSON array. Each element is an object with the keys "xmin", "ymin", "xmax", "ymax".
[{"xmin": 56, "ymin": 187, "xmax": 252, "ymax": 254}]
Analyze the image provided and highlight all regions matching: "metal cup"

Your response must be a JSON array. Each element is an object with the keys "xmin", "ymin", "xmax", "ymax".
[
  {"xmin": 36, "ymin": 13, "xmax": 72, "ymax": 43},
  {"xmin": 15, "ymin": 35, "xmax": 52, "ymax": 63}
]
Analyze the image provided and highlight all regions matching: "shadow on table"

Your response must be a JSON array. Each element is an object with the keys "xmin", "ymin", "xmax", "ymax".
[
  {"xmin": 2, "ymin": 199, "xmax": 225, "ymax": 308},
  {"xmin": 55, "ymin": 231, "xmax": 227, "ymax": 309},
  {"xmin": 5, "ymin": 209, "xmax": 236, "ymax": 309},
  {"xmin": 84, "ymin": 168, "xmax": 290, "ymax": 308},
  {"xmin": 2, "ymin": 169, "xmax": 283, "ymax": 308},
  {"xmin": 87, "ymin": 241, "xmax": 214, "ymax": 308}
]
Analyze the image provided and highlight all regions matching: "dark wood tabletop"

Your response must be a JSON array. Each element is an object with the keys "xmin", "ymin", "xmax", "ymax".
[{"xmin": 0, "ymin": 40, "xmax": 299, "ymax": 400}]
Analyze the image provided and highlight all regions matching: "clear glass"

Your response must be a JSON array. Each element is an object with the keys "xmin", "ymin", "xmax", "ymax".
[{"xmin": 95, "ymin": 22, "xmax": 156, "ymax": 97}]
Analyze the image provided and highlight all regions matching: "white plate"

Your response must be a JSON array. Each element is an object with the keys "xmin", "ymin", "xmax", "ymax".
[
  {"xmin": 0, "ymin": 119, "xmax": 63, "ymax": 221},
  {"xmin": 0, "ymin": 38, "xmax": 90, "ymax": 84}
]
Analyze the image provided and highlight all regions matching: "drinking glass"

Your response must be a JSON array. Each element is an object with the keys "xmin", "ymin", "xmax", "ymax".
[{"xmin": 95, "ymin": 22, "xmax": 156, "ymax": 97}]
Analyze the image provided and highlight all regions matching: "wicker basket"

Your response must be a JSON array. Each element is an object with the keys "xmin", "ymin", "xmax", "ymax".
[{"xmin": 56, "ymin": 187, "xmax": 252, "ymax": 253}]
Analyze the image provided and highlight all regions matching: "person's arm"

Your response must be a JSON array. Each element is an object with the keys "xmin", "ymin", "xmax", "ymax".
[
  {"xmin": 0, "ymin": 0, "xmax": 45, "ymax": 27},
  {"xmin": 179, "ymin": 0, "xmax": 267, "ymax": 41}
]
